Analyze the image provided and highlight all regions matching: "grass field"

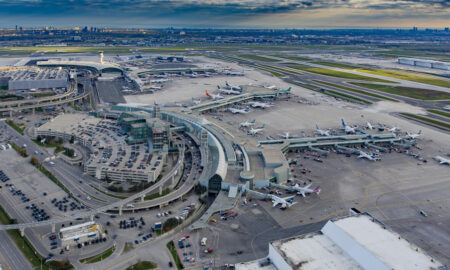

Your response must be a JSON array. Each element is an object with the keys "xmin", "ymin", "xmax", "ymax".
[
  {"xmin": 1, "ymin": 46, "xmax": 189, "ymax": 54},
  {"xmin": 350, "ymin": 83, "xmax": 450, "ymax": 100},
  {"xmin": 5, "ymin": 120, "xmax": 25, "ymax": 135},
  {"xmin": 311, "ymin": 61, "xmax": 360, "ymax": 69},
  {"xmin": 285, "ymin": 64, "xmax": 394, "ymax": 83},
  {"xmin": 357, "ymin": 69, "xmax": 450, "ymax": 88},
  {"xmin": 268, "ymin": 55, "xmax": 311, "ymax": 61},
  {"xmin": 427, "ymin": 109, "xmax": 450, "ymax": 118},
  {"xmin": 80, "ymin": 245, "xmax": 116, "ymax": 264},
  {"xmin": 313, "ymin": 80, "xmax": 399, "ymax": 102},
  {"xmin": 125, "ymin": 261, "xmax": 157, "ymax": 270},
  {"xmin": 238, "ymin": 55, "xmax": 280, "ymax": 62},
  {"xmin": 256, "ymin": 67, "xmax": 284, "ymax": 77},
  {"xmin": 401, "ymin": 113, "xmax": 450, "ymax": 129},
  {"xmin": 259, "ymin": 64, "xmax": 304, "ymax": 75}
]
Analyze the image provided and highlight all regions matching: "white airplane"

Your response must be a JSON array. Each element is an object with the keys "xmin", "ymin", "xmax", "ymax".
[
  {"xmin": 433, "ymin": 156, "xmax": 450, "ymax": 165},
  {"xmin": 316, "ymin": 124, "xmax": 330, "ymax": 136},
  {"xmin": 205, "ymin": 90, "xmax": 224, "ymax": 100},
  {"xmin": 271, "ymin": 195, "xmax": 297, "ymax": 209},
  {"xmin": 150, "ymin": 85, "xmax": 162, "ymax": 90},
  {"xmin": 279, "ymin": 132, "xmax": 294, "ymax": 139},
  {"xmin": 239, "ymin": 119, "xmax": 255, "ymax": 128},
  {"xmin": 265, "ymin": 85, "xmax": 277, "ymax": 90},
  {"xmin": 225, "ymin": 81, "xmax": 242, "ymax": 91},
  {"xmin": 341, "ymin": 119, "xmax": 356, "ymax": 134},
  {"xmin": 366, "ymin": 121, "xmax": 374, "ymax": 130},
  {"xmin": 190, "ymin": 72, "xmax": 197, "ymax": 78},
  {"xmin": 387, "ymin": 126, "xmax": 400, "ymax": 132},
  {"xmin": 218, "ymin": 86, "xmax": 240, "ymax": 95},
  {"xmin": 292, "ymin": 184, "xmax": 321, "ymax": 197},
  {"xmin": 248, "ymin": 125, "xmax": 265, "ymax": 135},
  {"xmin": 150, "ymin": 79, "xmax": 169, "ymax": 83},
  {"xmin": 155, "ymin": 74, "xmax": 168, "ymax": 78},
  {"xmin": 192, "ymin": 98, "xmax": 201, "ymax": 105},
  {"xmin": 406, "ymin": 130, "xmax": 422, "ymax": 139},
  {"xmin": 248, "ymin": 101, "xmax": 273, "ymax": 109},
  {"xmin": 229, "ymin": 108, "xmax": 249, "ymax": 114},
  {"xmin": 357, "ymin": 151, "xmax": 377, "ymax": 161}
]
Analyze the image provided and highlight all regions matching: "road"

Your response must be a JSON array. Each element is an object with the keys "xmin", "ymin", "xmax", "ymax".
[{"xmin": 0, "ymin": 230, "xmax": 33, "ymax": 270}]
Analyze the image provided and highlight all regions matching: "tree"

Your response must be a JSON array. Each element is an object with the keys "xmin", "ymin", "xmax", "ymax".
[
  {"xmin": 163, "ymin": 217, "xmax": 180, "ymax": 232},
  {"xmin": 30, "ymin": 156, "xmax": 40, "ymax": 167}
]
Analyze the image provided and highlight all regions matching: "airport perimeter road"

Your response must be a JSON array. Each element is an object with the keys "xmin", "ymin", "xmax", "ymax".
[{"xmin": 0, "ymin": 230, "xmax": 33, "ymax": 270}]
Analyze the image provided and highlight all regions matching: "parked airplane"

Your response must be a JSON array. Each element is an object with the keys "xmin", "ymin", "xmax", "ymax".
[
  {"xmin": 248, "ymin": 101, "xmax": 273, "ymax": 109},
  {"xmin": 265, "ymin": 85, "xmax": 277, "ymax": 89},
  {"xmin": 218, "ymin": 86, "xmax": 240, "ymax": 95},
  {"xmin": 433, "ymin": 156, "xmax": 450, "ymax": 165},
  {"xmin": 205, "ymin": 90, "xmax": 224, "ymax": 100},
  {"xmin": 271, "ymin": 195, "xmax": 297, "ymax": 209},
  {"xmin": 387, "ymin": 126, "xmax": 400, "ymax": 132},
  {"xmin": 155, "ymin": 73, "xmax": 168, "ymax": 78},
  {"xmin": 150, "ymin": 86, "xmax": 162, "ymax": 90},
  {"xmin": 357, "ymin": 151, "xmax": 377, "ymax": 161},
  {"xmin": 366, "ymin": 121, "xmax": 374, "ymax": 130},
  {"xmin": 341, "ymin": 119, "xmax": 356, "ymax": 134},
  {"xmin": 229, "ymin": 108, "xmax": 249, "ymax": 114},
  {"xmin": 225, "ymin": 81, "xmax": 242, "ymax": 91},
  {"xmin": 153, "ymin": 101, "xmax": 166, "ymax": 107},
  {"xmin": 316, "ymin": 124, "xmax": 330, "ymax": 136},
  {"xmin": 292, "ymin": 183, "xmax": 321, "ymax": 197},
  {"xmin": 239, "ymin": 120, "xmax": 255, "ymax": 128},
  {"xmin": 190, "ymin": 72, "xmax": 197, "ymax": 78},
  {"xmin": 279, "ymin": 132, "xmax": 294, "ymax": 139},
  {"xmin": 248, "ymin": 125, "xmax": 265, "ymax": 135},
  {"xmin": 192, "ymin": 98, "xmax": 201, "ymax": 105},
  {"xmin": 276, "ymin": 87, "xmax": 291, "ymax": 94},
  {"xmin": 406, "ymin": 130, "xmax": 422, "ymax": 139}
]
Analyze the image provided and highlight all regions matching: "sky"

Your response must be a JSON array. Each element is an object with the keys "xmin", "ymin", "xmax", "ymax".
[{"xmin": 0, "ymin": 0, "xmax": 448, "ymax": 29}]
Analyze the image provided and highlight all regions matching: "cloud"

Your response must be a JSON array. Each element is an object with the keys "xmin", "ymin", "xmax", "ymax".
[{"xmin": 0, "ymin": 0, "xmax": 448, "ymax": 27}]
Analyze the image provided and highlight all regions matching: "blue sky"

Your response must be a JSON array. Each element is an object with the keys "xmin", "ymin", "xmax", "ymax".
[{"xmin": 0, "ymin": 0, "xmax": 448, "ymax": 28}]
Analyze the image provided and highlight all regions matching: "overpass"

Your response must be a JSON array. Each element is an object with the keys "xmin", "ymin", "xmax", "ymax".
[{"xmin": 0, "ymin": 143, "xmax": 185, "ymax": 233}]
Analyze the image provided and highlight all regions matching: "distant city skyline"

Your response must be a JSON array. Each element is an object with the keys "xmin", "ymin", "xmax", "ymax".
[{"xmin": 0, "ymin": 0, "xmax": 448, "ymax": 29}]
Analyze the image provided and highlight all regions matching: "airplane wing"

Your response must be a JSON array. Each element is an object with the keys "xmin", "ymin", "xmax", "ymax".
[
  {"xmin": 272, "ymin": 201, "xmax": 279, "ymax": 207},
  {"xmin": 299, "ymin": 190, "xmax": 306, "ymax": 197},
  {"xmin": 304, "ymin": 183, "xmax": 312, "ymax": 189}
]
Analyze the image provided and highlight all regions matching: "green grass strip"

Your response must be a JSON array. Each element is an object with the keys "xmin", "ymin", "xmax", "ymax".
[
  {"xmin": 292, "ymin": 82, "xmax": 372, "ymax": 104},
  {"xmin": 268, "ymin": 55, "xmax": 311, "ymax": 61},
  {"xmin": 89, "ymin": 184, "xmax": 127, "ymax": 199},
  {"xmin": 80, "ymin": 245, "xmax": 116, "ymax": 264},
  {"xmin": 125, "ymin": 261, "xmax": 157, "ymax": 270},
  {"xmin": 427, "ymin": 109, "xmax": 450, "ymax": 118},
  {"xmin": 285, "ymin": 65, "xmax": 394, "ymax": 83},
  {"xmin": 239, "ymin": 54, "xmax": 280, "ymax": 62},
  {"xmin": 401, "ymin": 113, "xmax": 450, "ymax": 129},
  {"xmin": 5, "ymin": 120, "xmax": 25, "ymax": 135},
  {"xmin": 144, "ymin": 188, "xmax": 170, "ymax": 200},
  {"xmin": 167, "ymin": 241, "xmax": 184, "ymax": 269},
  {"xmin": 8, "ymin": 141, "xmax": 28, "ymax": 157},
  {"xmin": 313, "ymin": 80, "xmax": 399, "ymax": 102},
  {"xmin": 350, "ymin": 82, "xmax": 450, "ymax": 100},
  {"xmin": 357, "ymin": 69, "xmax": 450, "ymax": 88},
  {"xmin": 311, "ymin": 61, "xmax": 360, "ymax": 69}
]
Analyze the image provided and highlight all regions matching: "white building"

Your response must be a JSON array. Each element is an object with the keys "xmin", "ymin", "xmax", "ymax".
[
  {"xmin": 59, "ymin": 221, "xmax": 103, "ymax": 247},
  {"xmin": 236, "ymin": 214, "xmax": 445, "ymax": 270},
  {"xmin": 398, "ymin": 57, "xmax": 450, "ymax": 71}
]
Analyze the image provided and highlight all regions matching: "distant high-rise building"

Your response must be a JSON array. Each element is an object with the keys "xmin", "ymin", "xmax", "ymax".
[{"xmin": 445, "ymin": 27, "xmax": 449, "ymax": 32}]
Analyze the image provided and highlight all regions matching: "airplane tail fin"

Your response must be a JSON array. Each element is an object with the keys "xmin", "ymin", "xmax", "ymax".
[
  {"xmin": 154, "ymin": 100, "xmax": 157, "ymax": 105},
  {"xmin": 205, "ymin": 90, "xmax": 211, "ymax": 97},
  {"xmin": 313, "ymin": 186, "xmax": 321, "ymax": 194},
  {"xmin": 418, "ymin": 130, "xmax": 422, "ymax": 135},
  {"xmin": 287, "ymin": 87, "xmax": 291, "ymax": 91},
  {"xmin": 341, "ymin": 119, "xmax": 346, "ymax": 127},
  {"xmin": 251, "ymin": 119, "xmax": 255, "ymax": 123},
  {"xmin": 261, "ymin": 124, "xmax": 265, "ymax": 128},
  {"xmin": 316, "ymin": 124, "xmax": 319, "ymax": 130}
]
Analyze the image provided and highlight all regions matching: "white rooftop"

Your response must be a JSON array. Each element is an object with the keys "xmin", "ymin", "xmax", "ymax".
[
  {"xmin": 273, "ymin": 233, "xmax": 362, "ymax": 270},
  {"xmin": 333, "ymin": 215, "xmax": 442, "ymax": 270}
]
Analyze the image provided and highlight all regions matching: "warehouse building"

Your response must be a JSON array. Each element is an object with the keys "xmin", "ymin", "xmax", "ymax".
[
  {"xmin": 0, "ymin": 67, "xmax": 68, "ymax": 90},
  {"xmin": 236, "ymin": 213, "xmax": 445, "ymax": 270},
  {"xmin": 58, "ymin": 221, "xmax": 103, "ymax": 247},
  {"xmin": 398, "ymin": 57, "xmax": 450, "ymax": 70}
]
